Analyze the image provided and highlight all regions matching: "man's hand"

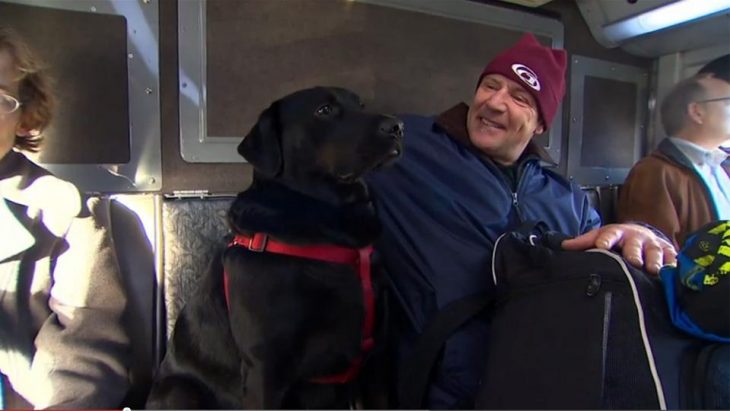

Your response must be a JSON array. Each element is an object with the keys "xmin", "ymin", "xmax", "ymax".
[{"xmin": 561, "ymin": 223, "xmax": 677, "ymax": 275}]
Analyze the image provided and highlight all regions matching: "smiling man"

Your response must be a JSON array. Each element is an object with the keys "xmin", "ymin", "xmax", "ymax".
[{"xmin": 367, "ymin": 33, "xmax": 676, "ymax": 408}]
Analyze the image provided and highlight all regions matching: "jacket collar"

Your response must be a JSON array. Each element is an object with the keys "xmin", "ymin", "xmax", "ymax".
[
  {"xmin": 668, "ymin": 137, "xmax": 729, "ymax": 168},
  {"xmin": 0, "ymin": 150, "xmax": 23, "ymax": 181},
  {"xmin": 0, "ymin": 152, "xmax": 36, "ymax": 261},
  {"xmin": 0, "ymin": 196, "xmax": 35, "ymax": 261},
  {"xmin": 0, "ymin": 151, "xmax": 82, "ymax": 261},
  {"xmin": 0, "ymin": 151, "xmax": 81, "ymax": 214},
  {"xmin": 656, "ymin": 138, "xmax": 730, "ymax": 178},
  {"xmin": 656, "ymin": 138, "xmax": 701, "ymax": 170},
  {"xmin": 434, "ymin": 103, "xmax": 556, "ymax": 166},
  {"xmin": 0, "ymin": 150, "xmax": 38, "ymax": 206}
]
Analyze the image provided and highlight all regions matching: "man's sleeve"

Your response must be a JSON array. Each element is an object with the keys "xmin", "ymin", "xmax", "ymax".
[
  {"xmin": 575, "ymin": 186, "xmax": 601, "ymax": 234},
  {"xmin": 582, "ymin": 200, "xmax": 602, "ymax": 233}
]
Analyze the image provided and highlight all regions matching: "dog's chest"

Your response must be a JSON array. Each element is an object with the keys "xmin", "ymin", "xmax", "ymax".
[{"xmin": 228, "ymin": 248, "xmax": 364, "ymax": 286}]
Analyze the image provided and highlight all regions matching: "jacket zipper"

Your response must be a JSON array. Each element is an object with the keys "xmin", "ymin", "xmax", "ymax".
[
  {"xmin": 511, "ymin": 163, "xmax": 530, "ymax": 223},
  {"xmin": 484, "ymin": 155, "xmax": 532, "ymax": 224},
  {"xmin": 512, "ymin": 189, "xmax": 526, "ymax": 224}
]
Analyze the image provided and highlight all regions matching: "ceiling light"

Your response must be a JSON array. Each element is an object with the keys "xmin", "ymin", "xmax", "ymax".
[{"xmin": 603, "ymin": 0, "xmax": 730, "ymax": 43}]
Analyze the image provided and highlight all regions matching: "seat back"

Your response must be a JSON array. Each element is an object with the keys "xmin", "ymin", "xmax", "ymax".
[
  {"xmin": 107, "ymin": 196, "xmax": 157, "ymax": 408},
  {"xmin": 100, "ymin": 195, "xmax": 235, "ymax": 406},
  {"xmin": 160, "ymin": 197, "xmax": 234, "ymax": 339}
]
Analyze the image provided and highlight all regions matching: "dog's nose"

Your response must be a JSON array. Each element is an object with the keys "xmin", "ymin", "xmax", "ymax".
[{"xmin": 379, "ymin": 118, "xmax": 404, "ymax": 139}]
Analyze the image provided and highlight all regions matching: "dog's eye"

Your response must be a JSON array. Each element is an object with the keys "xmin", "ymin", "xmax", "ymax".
[{"xmin": 315, "ymin": 103, "xmax": 334, "ymax": 117}]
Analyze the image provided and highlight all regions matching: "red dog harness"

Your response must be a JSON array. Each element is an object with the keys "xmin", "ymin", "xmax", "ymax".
[{"xmin": 224, "ymin": 232, "xmax": 375, "ymax": 384}]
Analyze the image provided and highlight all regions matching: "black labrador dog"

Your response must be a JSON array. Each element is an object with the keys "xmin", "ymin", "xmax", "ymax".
[{"xmin": 146, "ymin": 87, "xmax": 403, "ymax": 409}]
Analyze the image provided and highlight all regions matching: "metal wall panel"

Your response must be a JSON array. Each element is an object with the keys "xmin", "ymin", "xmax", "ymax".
[
  {"xmin": 178, "ymin": 0, "xmax": 564, "ymax": 164},
  {"xmin": 0, "ymin": 0, "xmax": 161, "ymax": 193},
  {"xmin": 567, "ymin": 55, "xmax": 648, "ymax": 186}
]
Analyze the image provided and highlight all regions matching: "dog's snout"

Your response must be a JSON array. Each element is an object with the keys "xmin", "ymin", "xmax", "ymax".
[
  {"xmin": 376, "ymin": 117, "xmax": 404, "ymax": 162},
  {"xmin": 379, "ymin": 118, "xmax": 404, "ymax": 139}
]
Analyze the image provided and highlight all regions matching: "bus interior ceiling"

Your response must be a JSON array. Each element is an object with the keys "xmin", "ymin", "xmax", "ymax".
[{"xmin": 0, "ymin": 0, "xmax": 727, "ymax": 406}]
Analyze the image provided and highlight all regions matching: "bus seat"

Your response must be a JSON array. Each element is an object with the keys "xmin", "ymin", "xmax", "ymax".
[
  {"xmin": 106, "ymin": 196, "xmax": 157, "ymax": 408},
  {"xmin": 581, "ymin": 185, "xmax": 621, "ymax": 225},
  {"xmin": 161, "ymin": 197, "xmax": 234, "ymax": 340}
]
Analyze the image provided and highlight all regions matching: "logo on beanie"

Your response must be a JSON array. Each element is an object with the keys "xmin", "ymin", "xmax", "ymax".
[{"xmin": 511, "ymin": 63, "xmax": 541, "ymax": 91}]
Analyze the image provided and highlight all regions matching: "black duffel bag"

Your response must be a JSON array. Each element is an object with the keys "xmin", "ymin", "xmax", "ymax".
[
  {"xmin": 399, "ymin": 223, "xmax": 728, "ymax": 409},
  {"xmin": 476, "ymin": 224, "xmax": 693, "ymax": 409}
]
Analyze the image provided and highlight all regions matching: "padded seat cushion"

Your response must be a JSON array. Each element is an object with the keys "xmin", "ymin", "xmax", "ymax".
[{"xmin": 162, "ymin": 197, "xmax": 234, "ymax": 338}]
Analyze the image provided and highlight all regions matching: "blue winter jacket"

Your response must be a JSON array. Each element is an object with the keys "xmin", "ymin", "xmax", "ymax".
[{"xmin": 366, "ymin": 103, "xmax": 600, "ymax": 408}]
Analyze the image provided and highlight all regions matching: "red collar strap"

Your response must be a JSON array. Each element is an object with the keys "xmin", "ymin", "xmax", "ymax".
[{"xmin": 223, "ymin": 232, "xmax": 376, "ymax": 384}]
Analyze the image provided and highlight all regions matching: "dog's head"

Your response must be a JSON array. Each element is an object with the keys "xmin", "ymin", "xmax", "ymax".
[{"xmin": 239, "ymin": 87, "xmax": 403, "ymax": 184}]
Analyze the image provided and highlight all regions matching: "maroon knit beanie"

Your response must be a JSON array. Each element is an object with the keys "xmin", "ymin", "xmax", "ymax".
[{"xmin": 478, "ymin": 33, "xmax": 567, "ymax": 129}]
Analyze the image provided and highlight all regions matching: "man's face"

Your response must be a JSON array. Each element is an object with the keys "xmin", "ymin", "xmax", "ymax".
[
  {"xmin": 466, "ymin": 74, "xmax": 545, "ymax": 165},
  {"xmin": 697, "ymin": 76, "xmax": 730, "ymax": 144},
  {"xmin": 0, "ymin": 49, "xmax": 21, "ymax": 160}
]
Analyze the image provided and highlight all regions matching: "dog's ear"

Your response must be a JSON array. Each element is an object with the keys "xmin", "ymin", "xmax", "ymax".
[{"xmin": 238, "ymin": 102, "xmax": 282, "ymax": 178}]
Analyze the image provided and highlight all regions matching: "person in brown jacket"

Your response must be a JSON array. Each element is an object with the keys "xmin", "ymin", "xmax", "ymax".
[
  {"xmin": 0, "ymin": 27, "xmax": 131, "ymax": 408},
  {"xmin": 618, "ymin": 74, "xmax": 730, "ymax": 248}
]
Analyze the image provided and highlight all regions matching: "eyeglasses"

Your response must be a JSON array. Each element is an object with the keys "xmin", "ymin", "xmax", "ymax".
[
  {"xmin": 696, "ymin": 96, "xmax": 730, "ymax": 105},
  {"xmin": 0, "ymin": 93, "xmax": 21, "ymax": 115}
]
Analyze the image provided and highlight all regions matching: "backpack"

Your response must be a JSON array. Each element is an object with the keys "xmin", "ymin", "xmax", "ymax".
[
  {"xmin": 399, "ymin": 222, "xmax": 729, "ymax": 409},
  {"xmin": 660, "ymin": 220, "xmax": 730, "ymax": 342}
]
